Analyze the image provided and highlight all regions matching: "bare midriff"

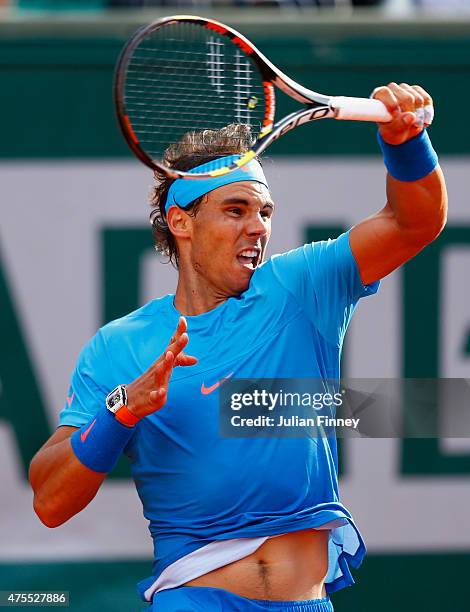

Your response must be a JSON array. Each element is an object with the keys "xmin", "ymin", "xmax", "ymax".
[{"xmin": 183, "ymin": 529, "xmax": 329, "ymax": 601}]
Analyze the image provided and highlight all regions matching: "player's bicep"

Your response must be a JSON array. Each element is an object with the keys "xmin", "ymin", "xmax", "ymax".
[{"xmin": 350, "ymin": 202, "xmax": 428, "ymax": 285}]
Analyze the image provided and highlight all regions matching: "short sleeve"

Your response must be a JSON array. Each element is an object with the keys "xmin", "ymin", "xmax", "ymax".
[
  {"xmin": 269, "ymin": 231, "xmax": 379, "ymax": 347},
  {"xmin": 58, "ymin": 330, "xmax": 114, "ymax": 428}
]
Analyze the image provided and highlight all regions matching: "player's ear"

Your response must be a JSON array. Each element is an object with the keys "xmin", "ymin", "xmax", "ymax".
[{"xmin": 167, "ymin": 206, "xmax": 192, "ymax": 239}]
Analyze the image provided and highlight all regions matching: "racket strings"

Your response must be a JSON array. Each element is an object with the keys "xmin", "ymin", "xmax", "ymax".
[{"xmin": 123, "ymin": 21, "xmax": 267, "ymax": 163}]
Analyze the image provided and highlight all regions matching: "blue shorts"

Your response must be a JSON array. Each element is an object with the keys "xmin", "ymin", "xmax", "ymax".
[{"xmin": 148, "ymin": 586, "xmax": 334, "ymax": 611}]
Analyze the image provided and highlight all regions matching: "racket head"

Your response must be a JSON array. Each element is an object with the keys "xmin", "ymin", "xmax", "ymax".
[{"xmin": 114, "ymin": 15, "xmax": 276, "ymax": 179}]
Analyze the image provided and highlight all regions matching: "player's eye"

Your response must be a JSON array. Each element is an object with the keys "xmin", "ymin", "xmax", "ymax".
[
  {"xmin": 261, "ymin": 208, "xmax": 273, "ymax": 219},
  {"xmin": 228, "ymin": 207, "xmax": 243, "ymax": 216}
]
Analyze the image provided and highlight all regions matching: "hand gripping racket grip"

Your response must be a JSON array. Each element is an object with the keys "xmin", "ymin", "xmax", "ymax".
[{"xmin": 329, "ymin": 97, "xmax": 393, "ymax": 123}]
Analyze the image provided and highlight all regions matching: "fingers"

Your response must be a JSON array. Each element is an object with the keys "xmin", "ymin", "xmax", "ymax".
[
  {"xmin": 395, "ymin": 83, "xmax": 423, "ymax": 127},
  {"xmin": 175, "ymin": 352, "xmax": 198, "ymax": 367},
  {"xmin": 170, "ymin": 331, "xmax": 189, "ymax": 357},
  {"xmin": 161, "ymin": 350, "xmax": 175, "ymax": 386},
  {"xmin": 390, "ymin": 82, "xmax": 418, "ymax": 113},
  {"xmin": 167, "ymin": 317, "xmax": 199, "ymax": 367},
  {"xmin": 372, "ymin": 82, "xmax": 434, "ymax": 145},
  {"xmin": 410, "ymin": 84, "xmax": 434, "ymax": 126},
  {"xmin": 372, "ymin": 82, "xmax": 434, "ymax": 128},
  {"xmin": 166, "ymin": 316, "xmax": 189, "ymax": 359},
  {"xmin": 128, "ymin": 317, "xmax": 198, "ymax": 416},
  {"xmin": 150, "ymin": 346, "xmax": 197, "ymax": 410},
  {"xmin": 147, "ymin": 316, "xmax": 197, "ymax": 410},
  {"xmin": 167, "ymin": 316, "xmax": 187, "ymax": 350},
  {"xmin": 149, "ymin": 350, "xmax": 174, "ymax": 409},
  {"xmin": 371, "ymin": 85, "xmax": 400, "ymax": 117}
]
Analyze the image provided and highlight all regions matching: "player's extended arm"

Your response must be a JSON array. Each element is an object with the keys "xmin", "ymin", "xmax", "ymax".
[
  {"xmin": 30, "ymin": 316, "xmax": 196, "ymax": 528},
  {"xmin": 349, "ymin": 83, "xmax": 448, "ymax": 285}
]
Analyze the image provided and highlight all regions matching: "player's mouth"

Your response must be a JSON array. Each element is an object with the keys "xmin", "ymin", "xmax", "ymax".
[{"xmin": 236, "ymin": 246, "xmax": 261, "ymax": 271}]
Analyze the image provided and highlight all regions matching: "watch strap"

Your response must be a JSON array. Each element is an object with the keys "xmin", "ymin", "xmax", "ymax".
[{"xmin": 114, "ymin": 404, "xmax": 140, "ymax": 427}]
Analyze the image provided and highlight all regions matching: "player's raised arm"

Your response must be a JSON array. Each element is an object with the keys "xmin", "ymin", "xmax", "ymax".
[
  {"xmin": 29, "ymin": 317, "xmax": 196, "ymax": 528},
  {"xmin": 349, "ymin": 83, "xmax": 448, "ymax": 285}
]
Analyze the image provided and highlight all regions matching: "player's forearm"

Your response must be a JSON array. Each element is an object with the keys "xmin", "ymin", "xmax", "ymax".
[
  {"xmin": 29, "ymin": 439, "xmax": 106, "ymax": 528},
  {"xmin": 385, "ymin": 164, "xmax": 448, "ymax": 244}
]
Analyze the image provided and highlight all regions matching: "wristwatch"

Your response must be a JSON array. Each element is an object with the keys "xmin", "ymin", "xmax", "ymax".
[{"xmin": 105, "ymin": 385, "xmax": 139, "ymax": 427}]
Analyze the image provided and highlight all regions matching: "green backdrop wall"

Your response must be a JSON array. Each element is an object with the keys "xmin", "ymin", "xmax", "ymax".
[
  {"xmin": 1, "ymin": 13, "xmax": 469, "ymax": 612},
  {"xmin": 1, "ymin": 15, "xmax": 469, "ymax": 158}
]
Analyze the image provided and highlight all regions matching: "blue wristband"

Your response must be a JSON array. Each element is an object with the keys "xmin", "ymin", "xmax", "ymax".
[
  {"xmin": 377, "ymin": 129, "xmax": 438, "ymax": 182},
  {"xmin": 71, "ymin": 408, "xmax": 135, "ymax": 473}
]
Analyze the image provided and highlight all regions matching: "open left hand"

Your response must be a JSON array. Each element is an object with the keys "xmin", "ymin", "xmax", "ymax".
[
  {"xmin": 126, "ymin": 316, "xmax": 198, "ymax": 419},
  {"xmin": 372, "ymin": 82, "xmax": 434, "ymax": 146}
]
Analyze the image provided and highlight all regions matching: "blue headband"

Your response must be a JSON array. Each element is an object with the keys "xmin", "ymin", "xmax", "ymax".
[{"xmin": 165, "ymin": 155, "xmax": 269, "ymax": 213}]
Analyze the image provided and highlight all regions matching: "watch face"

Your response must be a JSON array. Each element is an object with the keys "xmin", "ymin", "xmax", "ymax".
[
  {"xmin": 108, "ymin": 391, "xmax": 122, "ymax": 409},
  {"xmin": 106, "ymin": 386, "xmax": 126, "ymax": 413}
]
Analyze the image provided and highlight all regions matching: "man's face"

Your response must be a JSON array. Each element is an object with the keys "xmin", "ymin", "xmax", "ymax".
[{"xmin": 186, "ymin": 181, "xmax": 274, "ymax": 297}]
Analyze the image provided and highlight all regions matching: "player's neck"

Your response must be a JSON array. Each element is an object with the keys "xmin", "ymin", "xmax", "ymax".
[{"xmin": 173, "ymin": 273, "xmax": 228, "ymax": 316}]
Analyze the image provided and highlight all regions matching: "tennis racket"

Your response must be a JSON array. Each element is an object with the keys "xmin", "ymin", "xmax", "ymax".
[{"xmin": 114, "ymin": 15, "xmax": 393, "ymax": 180}]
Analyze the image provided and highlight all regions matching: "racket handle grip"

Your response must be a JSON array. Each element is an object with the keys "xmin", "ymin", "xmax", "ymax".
[{"xmin": 330, "ymin": 97, "xmax": 393, "ymax": 123}]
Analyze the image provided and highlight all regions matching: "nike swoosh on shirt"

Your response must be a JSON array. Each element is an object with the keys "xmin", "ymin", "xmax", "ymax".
[
  {"xmin": 66, "ymin": 392, "xmax": 75, "ymax": 407},
  {"xmin": 201, "ymin": 372, "xmax": 234, "ymax": 395},
  {"xmin": 80, "ymin": 418, "xmax": 97, "ymax": 443}
]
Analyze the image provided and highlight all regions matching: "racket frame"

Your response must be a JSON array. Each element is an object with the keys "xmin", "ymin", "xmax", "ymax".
[{"xmin": 114, "ymin": 15, "xmax": 385, "ymax": 179}]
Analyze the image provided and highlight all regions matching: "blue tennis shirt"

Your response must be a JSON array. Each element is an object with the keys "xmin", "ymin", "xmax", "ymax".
[{"xmin": 59, "ymin": 231, "xmax": 379, "ymax": 595}]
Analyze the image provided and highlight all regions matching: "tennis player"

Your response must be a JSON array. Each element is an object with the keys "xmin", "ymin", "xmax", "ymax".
[{"xmin": 30, "ymin": 83, "xmax": 447, "ymax": 612}]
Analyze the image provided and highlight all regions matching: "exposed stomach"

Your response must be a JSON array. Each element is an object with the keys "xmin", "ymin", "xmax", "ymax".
[{"xmin": 183, "ymin": 528, "xmax": 329, "ymax": 601}]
